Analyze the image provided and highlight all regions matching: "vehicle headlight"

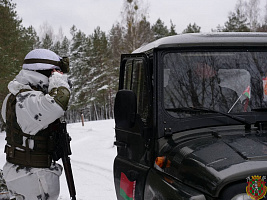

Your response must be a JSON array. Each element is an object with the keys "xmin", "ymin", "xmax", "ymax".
[{"xmin": 231, "ymin": 193, "xmax": 251, "ymax": 200}]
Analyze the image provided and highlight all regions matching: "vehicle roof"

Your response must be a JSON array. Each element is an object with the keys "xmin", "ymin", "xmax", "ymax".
[{"xmin": 132, "ymin": 32, "xmax": 267, "ymax": 53}]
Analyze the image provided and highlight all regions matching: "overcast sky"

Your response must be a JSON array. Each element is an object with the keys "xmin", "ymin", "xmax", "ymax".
[{"xmin": 12, "ymin": 0, "xmax": 266, "ymax": 38}]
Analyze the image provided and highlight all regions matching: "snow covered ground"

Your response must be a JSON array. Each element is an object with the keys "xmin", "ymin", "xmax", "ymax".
[{"xmin": 0, "ymin": 119, "xmax": 117, "ymax": 200}]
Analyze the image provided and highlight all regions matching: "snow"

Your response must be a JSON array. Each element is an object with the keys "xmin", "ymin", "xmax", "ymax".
[
  {"xmin": 0, "ymin": 119, "xmax": 117, "ymax": 200},
  {"xmin": 97, "ymin": 85, "xmax": 109, "ymax": 91}
]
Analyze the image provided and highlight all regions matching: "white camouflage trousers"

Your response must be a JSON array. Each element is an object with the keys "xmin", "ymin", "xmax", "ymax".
[{"xmin": 3, "ymin": 162, "xmax": 62, "ymax": 200}]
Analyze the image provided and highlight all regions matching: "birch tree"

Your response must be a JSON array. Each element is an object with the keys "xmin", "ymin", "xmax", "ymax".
[
  {"xmin": 235, "ymin": 0, "xmax": 260, "ymax": 31},
  {"xmin": 122, "ymin": 0, "xmax": 153, "ymax": 52}
]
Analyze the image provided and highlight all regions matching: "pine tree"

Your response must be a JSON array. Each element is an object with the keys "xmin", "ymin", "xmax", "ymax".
[
  {"xmin": 0, "ymin": 0, "xmax": 23, "ymax": 87},
  {"xmin": 169, "ymin": 20, "xmax": 177, "ymax": 36},
  {"xmin": 51, "ymin": 27, "xmax": 67, "ymax": 54},
  {"xmin": 107, "ymin": 23, "xmax": 125, "ymax": 118},
  {"xmin": 152, "ymin": 18, "xmax": 169, "ymax": 40},
  {"xmin": 223, "ymin": 9, "xmax": 250, "ymax": 32},
  {"xmin": 51, "ymin": 41, "xmax": 61, "ymax": 55},
  {"xmin": 69, "ymin": 26, "xmax": 89, "ymax": 111},
  {"xmin": 60, "ymin": 36, "xmax": 70, "ymax": 56},
  {"xmin": 21, "ymin": 25, "xmax": 40, "ymax": 50},
  {"xmin": 41, "ymin": 33, "xmax": 54, "ymax": 49},
  {"xmin": 109, "ymin": 23, "xmax": 125, "ymax": 58},
  {"xmin": 182, "ymin": 23, "xmax": 201, "ymax": 33},
  {"xmin": 136, "ymin": 16, "xmax": 154, "ymax": 45},
  {"xmin": 0, "ymin": 0, "xmax": 37, "ymax": 130},
  {"xmin": 87, "ymin": 27, "xmax": 110, "ymax": 120}
]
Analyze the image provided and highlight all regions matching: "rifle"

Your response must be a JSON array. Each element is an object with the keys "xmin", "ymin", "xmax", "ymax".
[{"xmin": 51, "ymin": 121, "xmax": 76, "ymax": 200}]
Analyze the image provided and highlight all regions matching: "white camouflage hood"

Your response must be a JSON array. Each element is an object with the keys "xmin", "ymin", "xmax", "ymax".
[{"xmin": 8, "ymin": 69, "xmax": 49, "ymax": 95}]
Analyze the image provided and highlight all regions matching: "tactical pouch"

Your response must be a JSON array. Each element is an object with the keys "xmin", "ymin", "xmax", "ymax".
[{"xmin": 5, "ymin": 145, "xmax": 52, "ymax": 168}]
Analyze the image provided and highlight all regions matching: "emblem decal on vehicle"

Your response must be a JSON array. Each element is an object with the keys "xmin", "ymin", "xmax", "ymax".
[
  {"xmin": 246, "ymin": 175, "xmax": 267, "ymax": 200},
  {"xmin": 120, "ymin": 172, "xmax": 136, "ymax": 200},
  {"xmin": 263, "ymin": 78, "xmax": 267, "ymax": 101}
]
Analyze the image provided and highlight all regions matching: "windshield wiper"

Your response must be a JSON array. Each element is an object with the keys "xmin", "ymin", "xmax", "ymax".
[
  {"xmin": 166, "ymin": 107, "xmax": 251, "ymax": 128},
  {"xmin": 192, "ymin": 107, "xmax": 251, "ymax": 126}
]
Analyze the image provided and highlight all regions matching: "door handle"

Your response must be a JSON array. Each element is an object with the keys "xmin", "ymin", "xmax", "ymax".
[{"xmin": 114, "ymin": 141, "xmax": 127, "ymax": 148}]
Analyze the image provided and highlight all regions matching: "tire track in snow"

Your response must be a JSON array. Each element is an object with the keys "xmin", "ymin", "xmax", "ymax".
[{"xmin": 71, "ymin": 159, "xmax": 113, "ymax": 181}]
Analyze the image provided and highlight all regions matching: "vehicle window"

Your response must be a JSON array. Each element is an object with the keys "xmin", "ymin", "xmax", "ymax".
[
  {"xmin": 123, "ymin": 59, "xmax": 149, "ymax": 121},
  {"xmin": 123, "ymin": 60, "xmax": 132, "ymax": 90},
  {"xmin": 163, "ymin": 51, "xmax": 267, "ymax": 118}
]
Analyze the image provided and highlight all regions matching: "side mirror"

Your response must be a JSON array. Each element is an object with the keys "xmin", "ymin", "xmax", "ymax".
[{"xmin": 114, "ymin": 90, "xmax": 137, "ymax": 128}]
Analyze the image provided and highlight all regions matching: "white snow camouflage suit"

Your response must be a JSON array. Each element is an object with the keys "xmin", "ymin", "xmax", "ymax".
[{"xmin": 1, "ymin": 69, "xmax": 71, "ymax": 200}]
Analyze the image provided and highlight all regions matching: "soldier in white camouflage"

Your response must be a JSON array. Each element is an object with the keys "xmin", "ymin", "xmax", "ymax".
[{"xmin": 1, "ymin": 49, "xmax": 71, "ymax": 200}]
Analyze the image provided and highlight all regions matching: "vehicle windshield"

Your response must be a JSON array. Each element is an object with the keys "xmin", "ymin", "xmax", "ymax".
[{"xmin": 163, "ymin": 50, "xmax": 267, "ymax": 118}]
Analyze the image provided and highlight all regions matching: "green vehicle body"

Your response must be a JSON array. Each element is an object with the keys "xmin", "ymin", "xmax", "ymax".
[{"xmin": 113, "ymin": 32, "xmax": 267, "ymax": 199}]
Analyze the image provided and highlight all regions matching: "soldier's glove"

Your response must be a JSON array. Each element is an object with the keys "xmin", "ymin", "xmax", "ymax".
[{"xmin": 48, "ymin": 72, "xmax": 71, "ymax": 111}]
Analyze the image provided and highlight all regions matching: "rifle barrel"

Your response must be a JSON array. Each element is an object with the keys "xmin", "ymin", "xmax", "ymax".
[{"xmin": 62, "ymin": 154, "xmax": 76, "ymax": 200}]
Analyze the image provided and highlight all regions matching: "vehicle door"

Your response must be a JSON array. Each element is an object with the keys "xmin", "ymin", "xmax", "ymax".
[{"xmin": 114, "ymin": 54, "xmax": 153, "ymax": 200}]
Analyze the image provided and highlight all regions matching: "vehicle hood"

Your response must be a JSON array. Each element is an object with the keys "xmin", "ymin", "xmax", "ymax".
[{"xmin": 164, "ymin": 133, "xmax": 267, "ymax": 196}]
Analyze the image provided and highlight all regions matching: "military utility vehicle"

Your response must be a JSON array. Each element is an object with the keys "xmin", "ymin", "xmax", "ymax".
[{"xmin": 113, "ymin": 33, "xmax": 267, "ymax": 199}]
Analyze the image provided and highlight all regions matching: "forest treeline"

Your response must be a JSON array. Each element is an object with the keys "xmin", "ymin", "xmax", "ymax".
[{"xmin": 1, "ymin": 0, "xmax": 267, "ymax": 128}]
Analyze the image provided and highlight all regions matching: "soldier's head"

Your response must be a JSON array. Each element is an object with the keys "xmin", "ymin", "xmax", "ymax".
[{"xmin": 22, "ymin": 49, "xmax": 69, "ymax": 77}]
